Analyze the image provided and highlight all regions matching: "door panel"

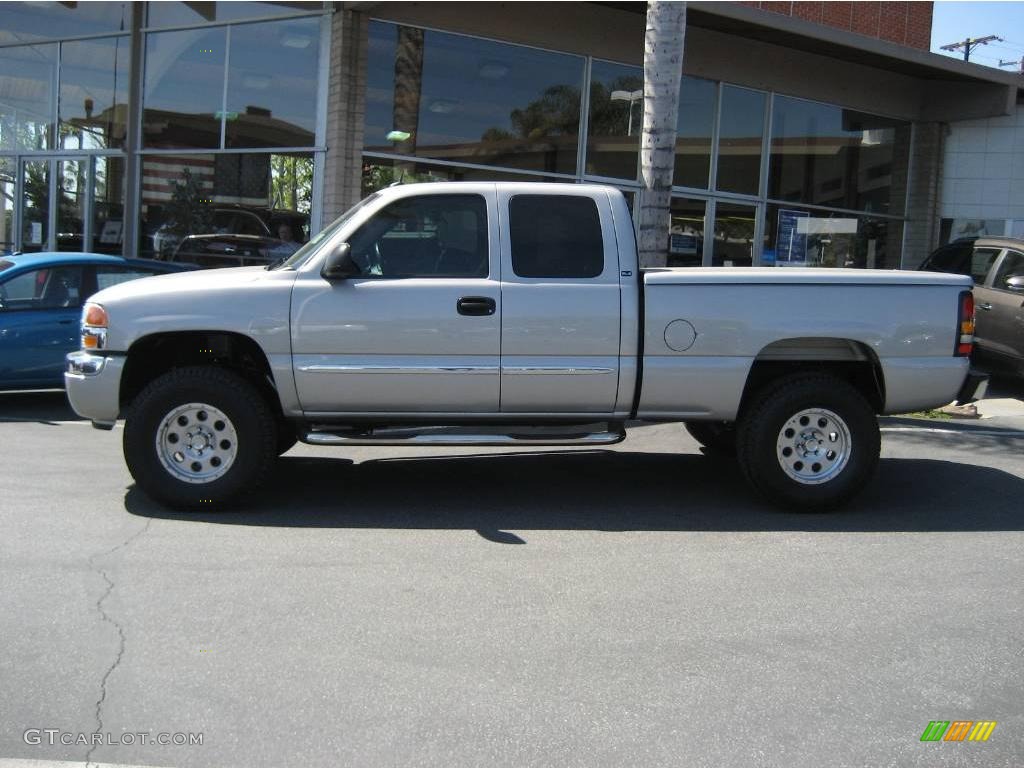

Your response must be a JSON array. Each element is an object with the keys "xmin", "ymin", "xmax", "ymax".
[
  {"xmin": 497, "ymin": 190, "xmax": 621, "ymax": 413},
  {"xmin": 0, "ymin": 266, "xmax": 86, "ymax": 388},
  {"xmin": 290, "ymin": 190, "xmax": 501, "ymax": 414},
  {"xmin": 291, "ymin": 278, "xmax": 500, "ymax": 412},
  {"xmin": 983, "ymin": 250, "xmax": 1024, "ymax": 362}
]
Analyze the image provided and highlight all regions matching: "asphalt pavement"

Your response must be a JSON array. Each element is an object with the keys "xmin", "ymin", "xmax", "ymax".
[{"xmin": 0, "ymin": 388, "xmax": 1022, "ymax": 768}]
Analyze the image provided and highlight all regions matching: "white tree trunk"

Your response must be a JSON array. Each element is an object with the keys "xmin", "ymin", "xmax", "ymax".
[{"xmin": 636, "ymin": 1, "xmax": 686, "ymax": 270}]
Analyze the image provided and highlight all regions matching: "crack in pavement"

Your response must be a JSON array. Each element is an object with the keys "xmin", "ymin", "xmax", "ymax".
[{"xmin": 84, "ymin": 519, "xmax": 153, "ymax": 768}]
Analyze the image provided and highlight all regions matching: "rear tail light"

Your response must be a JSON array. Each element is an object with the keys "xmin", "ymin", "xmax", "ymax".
[{"xmin": 955, "ymin": 290, "xmax": 974, "ymax": 357}]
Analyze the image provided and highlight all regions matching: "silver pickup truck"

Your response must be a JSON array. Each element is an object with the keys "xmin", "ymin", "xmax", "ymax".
[{"xmin": 65, "ymin": 182, "xmax": 986, "ymax": 511}]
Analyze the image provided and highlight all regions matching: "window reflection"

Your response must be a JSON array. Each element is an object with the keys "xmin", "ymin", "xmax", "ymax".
[
  {"xmin": 586, "ymin": 62, "xmax": 715, "ymax": 188},
  {"xmin": 712, "ymin": 202, "xmax": 757, "ymax": 266},
  {"xmin": 362, "ymin": 157, "xmax": 545, "ymax": 197},
  {"xmin": 764, "ymin": 204, "xmax": 900, "ymax": 269},
  {"xmin": 667, "ymin": 197, "xmax": 706, "ymax": 266},
  {"xmin": 0, "ymin": 158, "xmax": 15, "ymax": 255},
  {"xmin": 0, "ymin": 44, "xmax": 57, "ymax": 151},
  {"xmin": 716, "ymin": 86, "xmax": 765, "ymax": 196},
  {"xmin": 674, "ymin": 76, "xmax": 716, "ymax": 189},
  {"xmin": 365, "ymin": 21, "xmax": 584, "ymax": 175},
  {"xmin": 586, "ymin": 60, "xmax": 642, "ymax": 180},
  {"xmin": 225, "ymin": 19, "xmax": 320, "ymax": 148},
  {"xmin": 0, "ymin": 2, "xmax": 129, "ymax": 46},
  {"xmin": 140, "ymin": 152, "xmax": 313, "ymax": 266},
  {"xmin": 60, "ymin": 37, "xmax": 129, "ymax": 150},
  {"xmin": 147, "ymin": 2, "xmax": 320, "ymax": 28},
  {"xmin": 769, "ymin": 96, "xmax": 909, "ymax": 216},
  {"xmin": 143, "ymin": 28, "xmax": 227, "ymax": 149}
]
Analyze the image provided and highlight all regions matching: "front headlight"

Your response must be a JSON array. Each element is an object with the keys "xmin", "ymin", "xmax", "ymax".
[{"xmin": 81, "ymin": 302, "xmax": 108, "ymax": 350}]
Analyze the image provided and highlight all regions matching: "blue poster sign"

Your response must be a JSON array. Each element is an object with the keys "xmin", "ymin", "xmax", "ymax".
[{"xmin": 776, "ymin": 209, "xmax": 810, "ymax": 265}]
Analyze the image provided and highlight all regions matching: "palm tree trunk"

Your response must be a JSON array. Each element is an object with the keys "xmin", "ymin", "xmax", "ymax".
[{"xmin": 636, "ymin": 1, "xmax": 686, "ymax": 269}]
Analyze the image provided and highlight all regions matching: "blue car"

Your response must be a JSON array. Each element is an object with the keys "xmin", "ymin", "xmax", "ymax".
[{"xmin": 0, "ymin": 252, "xmax": 197, "ymax": 390}]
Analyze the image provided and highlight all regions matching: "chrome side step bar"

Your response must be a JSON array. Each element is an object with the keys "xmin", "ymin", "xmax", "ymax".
[{"xmin": 302, "ymin": 424, "xmax": 626, "ymax": 447}]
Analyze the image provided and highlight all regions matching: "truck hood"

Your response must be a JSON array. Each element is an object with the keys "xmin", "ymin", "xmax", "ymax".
[{"xmin": 90, "ymin": 266, "xmax": 298, "ymax": 353}]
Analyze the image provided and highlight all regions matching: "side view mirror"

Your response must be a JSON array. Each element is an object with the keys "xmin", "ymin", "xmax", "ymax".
[
  {"xmin": 320, "ymin": 242, "xmax": 359, "ymax": 280},
  {"xmin": 1005, "ymin": 275, "xmax": 1024, "ymax": 292}
]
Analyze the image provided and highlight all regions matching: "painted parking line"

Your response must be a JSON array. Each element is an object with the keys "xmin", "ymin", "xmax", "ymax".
[{"xmin": 0, "ymin": 761, "xmax": 172, "ymax": 768}]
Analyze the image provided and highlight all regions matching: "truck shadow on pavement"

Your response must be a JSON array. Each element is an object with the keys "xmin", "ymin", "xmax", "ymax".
[{"xmin": 124, "ymin": 450, "xmax": 1024, "ymax": 536}]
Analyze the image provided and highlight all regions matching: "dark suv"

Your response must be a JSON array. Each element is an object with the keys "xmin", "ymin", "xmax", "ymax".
[{"xmin": 920, "ymin": 237, "xmax": 1024, "ymax": 376}]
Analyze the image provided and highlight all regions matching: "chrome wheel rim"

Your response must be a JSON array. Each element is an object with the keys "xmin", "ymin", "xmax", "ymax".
[
  {"xmin": 156, "ymin": 402, "xmax": 238, "ymax": 484},
  {"xmin": 775, "ymin": 407, "xmax": 851, "ymax": 485}
]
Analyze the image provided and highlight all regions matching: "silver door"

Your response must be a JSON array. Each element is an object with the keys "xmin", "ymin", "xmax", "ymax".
[
  {"xmin": 497, "ymin": 188, "xmax": 621, "ymax": 414},
  {"xmin": 291, "ymin": 190, "xmax": 501, "ymax": 414}
]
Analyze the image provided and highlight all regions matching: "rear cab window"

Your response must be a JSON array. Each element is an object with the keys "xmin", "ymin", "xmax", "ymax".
[{"xmin": 508, "ymin": 195, "xmax": 604, "ymax": 278}]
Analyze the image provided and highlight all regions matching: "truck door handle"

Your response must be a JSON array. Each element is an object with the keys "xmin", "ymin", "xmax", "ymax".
[
  {"xmin": 978, "ymin": 303, "xmax": 993, "ymax": 311},
  {"xmin": 457, "ymin": 296, "xmax": 496, "ymax": 316}
]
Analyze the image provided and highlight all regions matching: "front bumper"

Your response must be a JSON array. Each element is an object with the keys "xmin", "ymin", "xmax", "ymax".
[
  {"xmin": 65, "ymin": 351, "xmax": 126, "ymax": 429},
  {"xmin": 956, "ymin": 369, "xmax": 989, "ymax": 405}
]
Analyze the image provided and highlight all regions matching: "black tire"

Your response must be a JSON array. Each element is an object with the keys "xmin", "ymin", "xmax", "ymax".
[
  {"xmin": 276, "ymin": 423, "xmax": 298, "ymax": 456},
  {"xmin": 684, "ymin": 421, "xmax": 736, "ymax": 457},
  {"xmin": 123, "ymin": 366, "xmax": 278, "ymax": 510},
  {"xmin": 736, "ymin": 373, "xmax": 879, "ymax": 511}
]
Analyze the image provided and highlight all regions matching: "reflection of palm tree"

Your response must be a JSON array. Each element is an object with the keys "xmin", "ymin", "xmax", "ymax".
[{"xmin": 393, "ymin": 26, "xmax": 424, "ymax": 167}]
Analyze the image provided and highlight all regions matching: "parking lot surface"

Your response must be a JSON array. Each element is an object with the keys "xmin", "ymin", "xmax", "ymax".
[{"xmin": 1, "ymin": 390, "xmax": 1022, "ymax": 768}]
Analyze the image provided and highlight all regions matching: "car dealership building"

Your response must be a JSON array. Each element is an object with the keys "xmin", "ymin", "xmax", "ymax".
[{"xmin": 1, "ymin": 0, "xmax": 1021, "ymax": 268}]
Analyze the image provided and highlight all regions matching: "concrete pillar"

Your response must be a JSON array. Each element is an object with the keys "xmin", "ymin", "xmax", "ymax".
[
  {"xmin": 322, "ymin": 7, "xmax": 369, "ymax": 223},
  {"xmin": 901, "ymin": 121, "xmax": 945, "ymax": 269}
]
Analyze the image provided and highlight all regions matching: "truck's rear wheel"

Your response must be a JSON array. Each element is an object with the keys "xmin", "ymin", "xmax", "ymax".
[
  {"xmin": 736, "ymin": 373, "xmax": 879, "ymax": 511},
  {"xmin": 684, "ymin": 421, "xmax": 736, "ymax": 457},
  {"xmin": 124, "ymin": 366, "xmax": 277, "ymax": 509}
]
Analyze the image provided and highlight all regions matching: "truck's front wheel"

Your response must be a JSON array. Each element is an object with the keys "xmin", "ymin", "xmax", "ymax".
[
  {"xmin": 736, "ymin": 374, "xmax": 879, "ymax": 511},
  {"xmin": 124, "ymin": 366, "xmax": 277, "ymax": 509}
]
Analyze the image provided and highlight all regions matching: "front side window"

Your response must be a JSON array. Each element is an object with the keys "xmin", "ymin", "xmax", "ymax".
[
  {"xmin": 347, "ymin": 194, "xmax": 488, "ymax": 278},
  {"xmin": 509, "ymin": 195, "xmax": 603, "ymax": 278},
  {"xmin": 993, "ymin": 250, "xmax": 1024, "ymax": 291},
  {"xmin": 0, "ymin": 266, "xmax": 85, "ymax": 310}
]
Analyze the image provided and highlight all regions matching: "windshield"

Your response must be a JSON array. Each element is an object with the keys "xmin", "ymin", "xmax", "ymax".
[{"xmin": 270, "ymin": 193, "xmax": 382, "ymax": 270}]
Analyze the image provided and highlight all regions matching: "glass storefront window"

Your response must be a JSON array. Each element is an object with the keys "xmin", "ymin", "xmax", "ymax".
[
  {"xmin": 764, "ymin": 204, "xmax": 901, "ymax": 269},
  {"xmin": 21, "ymin": 159, "xmax": 50, "ymax": 252},
  {"xmin": 139, "ymin": 151, "xmax": 314, "ymax": 265},
  {"xmin": 674, "ymin": 76, "xmax": 716, "ymax": 190},
  {"xmin": 93, "ymin": 156, "xmax": 127, "ymax": 254},
  {"xmin": 0, "ymin": 2, "xmax": 130, "ymax": 46},
  {"xmin": 143, "ymin": 28, "xmax": 227, "ymax": 149},
  {"xmin": 769, "ymin": 96, "xmax": 909, "ymax": 216},
  {"xmin": 586, "ymin": 59, "xmax": 642, "ymax": 180},
  {"xmin": 0, "ymin": 157, "xmax": 14, "ymax": 254},
  {"xmin": 365, "ymin": 21, "xmax": 585, "ymax": 175},
  {"xmin": 0, "ymin": 44, "xmax": 57, "ymax": 151},
  {"xmin": 224, "ymin": 18, "xmax": 320, "ymax": 148},
  {"xmin": 667, "ymin": 197, "xmax": 706, "ymax": 266},
  {"xmin": 362, "ymin": 156, "xmax": 545, "ymax": 197},
  {"xmin": 585, "ymin": 64, "xmax": 714, "ymax": 188},
  {"xmin": 59, "ymin": 37, "xmax": 129, "ymax": 150},
  {"xmin": 147, "ymin": 2, "xmax": 321, "ymax": 29},
  {"xmin": 711, "ymin": 202, "xmax": 757, "ymax": 267},
  {"xmin": 715, "ymin": 85, "xmax": 765, "ymax": 197}
]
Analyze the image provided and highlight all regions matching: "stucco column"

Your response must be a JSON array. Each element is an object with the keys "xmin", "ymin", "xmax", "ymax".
[
  {"xmin": 322, "ymin": 7, "xmax": 369, "ymax": 223},
  {"xmin": 901, "ymin": 121, "xmax": 945, "ymax": 269}
]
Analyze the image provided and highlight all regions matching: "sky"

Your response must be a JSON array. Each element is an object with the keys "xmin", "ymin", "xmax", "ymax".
[{"xmin": 930, "ymin": 1, "xmax": 1024, "ymax": 70}]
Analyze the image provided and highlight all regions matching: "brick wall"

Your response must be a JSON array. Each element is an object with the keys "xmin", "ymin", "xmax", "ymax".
[{"xmin": 738, "ymin": 1, "xmax": 933, "ymax": 49}]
